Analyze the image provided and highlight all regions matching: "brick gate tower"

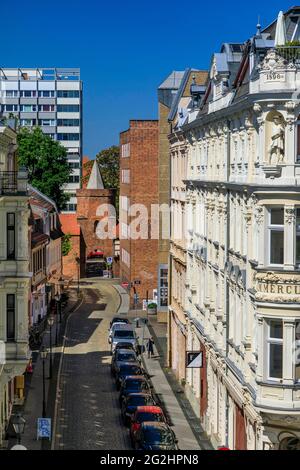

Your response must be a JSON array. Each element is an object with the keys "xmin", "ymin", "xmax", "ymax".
[{"xmin": 76, "ymin": 160, "xmax": 116, "ymax": 278}]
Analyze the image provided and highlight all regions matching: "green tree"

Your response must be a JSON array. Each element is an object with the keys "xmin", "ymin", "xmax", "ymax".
[
  {"xmin": 62, "ymin": 234, "xmax": 72, "ymax": 256},
  {"xmin": 17, "ymin": 127, "xmax": 71, "ymax": 210},
  {"xmin": 96, "ymin": 145, "xmax": 120, "ymax": 190}
]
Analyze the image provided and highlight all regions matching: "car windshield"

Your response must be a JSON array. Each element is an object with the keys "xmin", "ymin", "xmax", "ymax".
[
  {"xmin": 142, "ymin": 428, "xmax": 174, "ymax": 445},
  {"xmin": 137, "ymin": 412, "xmax": 164, "ymax": 423},
  {"xmin": 114, "ymin": 330, "xmax": 134, "ymax": 339},
  {"xmin": 128, "ymin": 396, "xmax": 150, "ymax": 406},
  {"xmin": 119, "ymin": 365, "xmax": 141, "ymax": 375},
  {"xmin": 117, "ymin": 352, "xmax": 136, "ymax": 362}
]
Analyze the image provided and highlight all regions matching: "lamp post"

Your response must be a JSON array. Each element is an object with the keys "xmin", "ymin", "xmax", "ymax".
[
  {"xmin": 47, "ymin": 315, "xmax": 54, "ymax": 379},
  {"xmin": 12, "ymin": 413, "xmax": 26, "ymax": 445},
  {"xmin": 41, "ymin": 347, "xmax": 47, "ymax": 418}
]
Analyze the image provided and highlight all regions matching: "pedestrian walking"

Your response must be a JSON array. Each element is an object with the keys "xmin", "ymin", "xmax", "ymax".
[{"xmin": 146, "ymin": 337, "xmax": 155, "ymax": 359}]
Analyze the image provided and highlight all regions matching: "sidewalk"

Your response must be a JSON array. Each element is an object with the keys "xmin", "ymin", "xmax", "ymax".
[
  {"xmin": 7, "ymin": 289, "xmax": 81, "ymax": 450},
  {"xmin": 116, "ymin": 287, "xmax": 212, "ymax": 450}
]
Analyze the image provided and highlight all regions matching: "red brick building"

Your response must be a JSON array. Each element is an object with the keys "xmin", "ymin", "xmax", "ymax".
[
  {"xmin": 76, "ymin": 160, "xmax": 116, "ymax": 278},
  {"xmin": 119, "ymin": 120, "xmax": 159, "ymax": 308}
]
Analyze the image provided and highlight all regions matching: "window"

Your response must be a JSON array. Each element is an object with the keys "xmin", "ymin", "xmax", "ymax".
[
  {"xmin": 121, "ymin": 169, "xmax": 130, "ymax": 184},
  {"xmin": 5, "ymin": 90, "xmax": 18, "ymax": 97},
  {"xmin": 20, "ymin": 119, "xmax": 36, "ymax": 126},
  {"xmin": 3, "ymin": 104, "xmax": 18, "ymax": 112},
  {"xmin": 296, "ymin": 209, "xmax": 300, "ymax": 267},
  {"xmin": 7, "ymin": 213, "xmax": 15, "ymax": 260},
  {"xmin": 65, "ymin": 203, "xmax": 77, "ymax": 212},
  {"xmin": 6, "ymin": 294, "xmax": 15, "ymax": 341},
  {"xmin": 69, "ymin": 162, "xmax": 80, "ymax": 169},
  {"xmin": 267, "ymin": 320, "xmax": 283, "ymax": 380},
  {"xmin": 296, "ymin": 322, "xmax": 300, "ymax": 382},
  {"xmin": 57, "ymin": 133, "xmax": 80, "ymax": 141},
  {"xmin": 159, "ymin": 267, "xmax": 168, "ymax": 307},
  {"xmin": 57, "ymin": 90, "xmax": 79, "ymax": 98},
  {"xmin": 39, "ymin": 119, "xmax": 56, "ymax": 126},
  {"xmin": 121, "ymin": 143, "xmax": 130, "ymax": 158},
  {"xmin": 20, "ymin": 90, "xmax": 36, "ymax": 97},
  {"xmin": 57, "ymin": 105, "xmax": 80, "ymax": 112},
  {"xmin": 68, "ymin": 175, "xmax": 80, "ymax": 183},
  {"xmin": 20, "ymin": 104, "xmax": 36, "ymax": 112},
  {"xmin": 269, "ymin": 208, "xmax": 284, "ymax": 265},
  {"xmin": 38, "ymin": 104, "xmax": 55, "ymax": 112},
  {"xmin": 57, "ymin": 119, "xmax": 80, "ymax": 126},
  {"xmin": 38, "ymin": 90, "xmax": 55, "ymax": 97}
]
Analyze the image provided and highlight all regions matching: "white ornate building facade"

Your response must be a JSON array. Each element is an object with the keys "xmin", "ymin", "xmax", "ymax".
[
  {"xmin": 0, "ymin": 122, "xmax": 30, "ymax": 447},
  {"xmin": 169, "ymin": 7, "xmax": 300, "ymax": 450}
]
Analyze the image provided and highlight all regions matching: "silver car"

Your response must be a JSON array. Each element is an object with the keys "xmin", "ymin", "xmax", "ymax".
[{"xmin": 111, "ymin": 325, "xmax": 139, "ymax": 354}]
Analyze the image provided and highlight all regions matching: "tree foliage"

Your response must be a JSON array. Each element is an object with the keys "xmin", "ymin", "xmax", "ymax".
[
  {"xmin": 96, "ymin": 145, "xmax": 120, "ymax": 190},
  {"xmin": 62, "ymin": 234, "xmax": 72, "ymax": 256},
  {"xmin": 17, "ymin": 127, "xmax": 71, "ymax": 210}
]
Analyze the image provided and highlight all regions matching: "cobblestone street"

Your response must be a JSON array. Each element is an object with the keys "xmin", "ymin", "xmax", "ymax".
[{"xmin": 53, "ymin": 280, "xmax": 131, "ymax": 450}]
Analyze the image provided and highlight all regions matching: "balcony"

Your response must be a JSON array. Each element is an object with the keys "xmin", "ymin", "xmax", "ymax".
[
  {"xmin": 0, "ymin": 169, "xmax": 28, "ymax": 195},
  {"xmin": 276, "ymin": 45, "xmax": 300, "ymax": 65}
]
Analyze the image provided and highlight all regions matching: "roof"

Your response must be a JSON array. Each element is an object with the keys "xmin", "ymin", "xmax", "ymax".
[
  {"xmin": 32, "ymin": 232, "xmax": 49, "ymax": 248},
  {"xmin": 87, "ymin": 160, "xmax": 104, "ymax": 189},
  {"xmin": 59, "ymin": 213, "xmax": 80, "ymax": 236},
  {"xmin": 28, "ymin": 185, "xmax": 58, "ymax": 213},
  {"xmin": 158, "ymin": 71, "xmax": 185, "ymax": 90},
  {"xmin": 135, "ymin": 406, "xmax": 163, "ymax": 414}
]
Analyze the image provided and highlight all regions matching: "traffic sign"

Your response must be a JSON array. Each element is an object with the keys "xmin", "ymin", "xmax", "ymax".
[
  {"xmin": 37, "ymin": 418, "xmax": 51, "ymax": 440},
  {"xmin": 107, "ymin": 257, "xmax": 113, "ymax": 265},
  {"xmin": 186, "ymin": 351, "xmax": 203, "ymax": 368},
  {"xmin": 121, "ymin": 282, "xmax": 129, "ymax": 289}
]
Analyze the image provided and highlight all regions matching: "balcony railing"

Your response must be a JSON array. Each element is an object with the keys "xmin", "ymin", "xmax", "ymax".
[
  {"xmin": 0, "ymin": 170, "xmax": 28, "ymax": 195},
  {"xmin": 276, "ymin": 46, "xmax": 300, "ymax": 64}
]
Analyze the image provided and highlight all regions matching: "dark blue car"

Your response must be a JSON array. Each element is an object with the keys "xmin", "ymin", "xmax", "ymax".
[
  {"xmin": 119, "ymin": 376, "xmax": 152, "ymax": 405},
  {"xmin": 121, "ymin": 393, "xmax": 156, "ymax": 426}
]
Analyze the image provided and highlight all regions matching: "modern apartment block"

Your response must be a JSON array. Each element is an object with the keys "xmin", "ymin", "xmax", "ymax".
[
  {"xmin": 119, "ymin": 120, "xmax": 159, "ymax": 308},
  {"xmin": 0, "ymin": 68, "xmax": 83, "ymax": 212}
]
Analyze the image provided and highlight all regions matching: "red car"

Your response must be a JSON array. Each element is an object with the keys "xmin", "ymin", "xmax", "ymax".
[
  {"xmin": 130, "ymin": 406, "xmax": 166, "ymax": 443},
  {"xmin": 87, "ymin": 248, "xmax": 104, "ymax": 259}
]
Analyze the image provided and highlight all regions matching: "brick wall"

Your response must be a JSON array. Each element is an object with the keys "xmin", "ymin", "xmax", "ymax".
[{"xmin": 119, "ymin": 121, "xmax": 159, "ymax": 307}]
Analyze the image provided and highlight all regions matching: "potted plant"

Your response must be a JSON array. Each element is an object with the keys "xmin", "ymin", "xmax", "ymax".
[{"xmin": 147, "ymin": 302, "xmax": 157, "ymax": 315}]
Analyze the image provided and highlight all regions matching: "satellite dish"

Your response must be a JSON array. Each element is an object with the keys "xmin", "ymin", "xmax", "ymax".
[{"xmin": 11, "ymin": 445, "xmax": 27, "ymax": 450}]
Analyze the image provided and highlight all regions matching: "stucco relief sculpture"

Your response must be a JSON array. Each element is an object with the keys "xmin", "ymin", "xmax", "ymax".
[{"xmin": 268, "ymin": 115, "xmax": 285, "ymax": 165}]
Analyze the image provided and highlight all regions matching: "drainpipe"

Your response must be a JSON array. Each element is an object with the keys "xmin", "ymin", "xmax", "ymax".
[{"xmin": 225, "ymin": 120, "xmax": 231, "ymax": 449}]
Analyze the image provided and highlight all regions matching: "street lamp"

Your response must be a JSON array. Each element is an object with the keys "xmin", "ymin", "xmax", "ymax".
[
  {"xmin": 41, "ymin": 347, "xmax": 47, "ymax": 418},
  {"xmin": 12, "ymin": 413, "xmax": 26, "ymax": 445},
  {"xmin": 55, "ymin": 293, "xmax": 62, "ymax": 323},
  {"xmin": 47, "ymin": 315, "xmax": 55, "ymax": 379}
]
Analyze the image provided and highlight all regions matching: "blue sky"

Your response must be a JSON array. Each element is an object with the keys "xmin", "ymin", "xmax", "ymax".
[{"xmin": 1, "ymin": 0, "xmax": 294, "ymax": 157}]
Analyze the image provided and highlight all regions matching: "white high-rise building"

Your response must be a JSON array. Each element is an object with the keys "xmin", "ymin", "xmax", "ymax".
[{"xmin": 0, "ymin": 68, "xmax": 83, "ymax": 212}]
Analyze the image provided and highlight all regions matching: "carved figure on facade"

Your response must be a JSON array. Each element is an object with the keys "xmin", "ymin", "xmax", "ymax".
[
  {"xmin": 268, "ymin": 114, "xmax": 285, "ymax": 165},
  {"xmin": 285, "ymin": 207, "xmax": 296, "ymax": 225}
]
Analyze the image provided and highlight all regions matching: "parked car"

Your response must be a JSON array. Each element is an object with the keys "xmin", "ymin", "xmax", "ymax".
[
  {"xmin": 132, "ymin": 422, "xmax": 179, "ymax": 450},
  {"xmin": 119, "ymin": 376, "xmax": 152, "ymax": 405},
  {"xmin": 121, "ymin": 393, "xmax": 157, "ymax": 426},
  {"xmin": 87, "ymin": 248, "xmax": 104, "ymax": 259},
  {"xmin": 111, "ymin": 348, "xmax": 139, "ymax": 376},
  {"xmin": 130, "ymin": 406, "xmax": 166, "ymax": 441},
  {"xmin": 108, "ymin": 322, "xmax": 128, "ymax": 344},
  {"xmin": 110, "ymin": 316, "xmax": 130, "ymax": 328},
  {"xmin": 111, "ymin": 325, "xmax": 139, "ymax": 353},
  {"xmin": 114, "ymin": 342, "xmax": 136, "ymax": 353},
  {"xmin": 115, "ymin": 362, "xmax": 146, "ymax": 390}
]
